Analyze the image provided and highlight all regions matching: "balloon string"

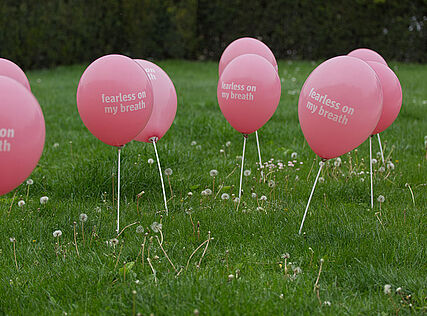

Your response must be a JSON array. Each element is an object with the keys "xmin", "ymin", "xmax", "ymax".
[
  {"xmin": 377, "ymin": 133, "xmax": 385, "ymax": 165},
  {"xmin": 299, "ymin": 161, "xmax": 324, "ymax": 235},
  {"xmin": 152, "ymin": 139, "xmax": 168, "ymax": 215},
  {"xmin": 116, "ymin": 146, "xmax": 122, "ymax": 234},
  {"xmin": 370, "ymin": 136, "xmax": 374, "ymax": 209},
  {"xmin": 255, "ymin": 131, "xmax": 264, "ymax": 180},
  {"xmin": 239, "ymin": 135, "xmax": 247, "ymax": 200}
]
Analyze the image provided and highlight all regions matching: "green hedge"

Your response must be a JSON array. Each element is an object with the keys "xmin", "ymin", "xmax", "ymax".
[{"xmin": 0, "ymin": 0, "xmax": 424, "ymax": 69}]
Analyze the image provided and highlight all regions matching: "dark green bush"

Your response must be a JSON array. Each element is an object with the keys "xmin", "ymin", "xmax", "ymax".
[{"xmin": 0, "ymin": 0, "xmax": 424, "ymax": 70}]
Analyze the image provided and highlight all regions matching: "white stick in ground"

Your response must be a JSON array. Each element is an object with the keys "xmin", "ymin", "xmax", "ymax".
[
  {"xmin": 370, "ymin": 135, "xmax": 374, "ymax": 209},
  {"xmin": 116, "ymin": 146, "xmax": 122, "ymax": 234},
  {"xmin": 255, "ymin": 131, "xmax": 264, "ymax": 179},
  {"xmin": 239, "ymin": 135, "xmax": 248, "ymax": 200},
  {"xmin": 377, "ymin": 133, "xmax": 385, "ymax": 165},
  {"xmin": 299, "ymin": 161, "xmax": 324, "ymax": 235},
  {"xmin": 151, "ymin": 137, "xmax": 168, "ymax": 215}
]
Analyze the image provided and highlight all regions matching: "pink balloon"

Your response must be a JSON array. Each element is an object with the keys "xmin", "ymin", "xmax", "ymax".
[
  {"xmin": 366, "ymin": 61, "xmax": 402, "ymax": 135},
  {"xmin": 133, "ymin": 60, "xmax": 177, "ymax": 143},
  {"xmin": 298, "ymin": 56, "xmax": 383, "ymax": 159},
  {"xmin": 0, "ymin": 58, "xmax": 31, "ymax": 90},
  {"xmin": 219, "ymin": 37, "xmax": 278, "ymax": 77},
  {"xmin": 77, "ymin": 54, "xmax": 154, "ymax": 147},
  {"xmin": 348, "ymin": 48, "xmax": 388, "ymax": 66},
  {"xmin": 217, "ymin": 54, "xmax": 281, "ymax": 135},
  {"xmin": 0, "ymin": 76, "xmax": 45, "ymax": 196}
]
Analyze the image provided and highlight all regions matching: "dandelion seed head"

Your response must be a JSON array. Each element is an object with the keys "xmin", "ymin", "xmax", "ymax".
[
  {"xmin": 225, "ymin": 141, "xmax": 231, "ymax": 147},
  {"xmin": 384, "ymin": 284, "xmax": 392, "ymax": 295},
  {"xmin": 220, "ymin": 149, "xmax": 225, "ymax": 153},
  {"xmin": 164, "ymin": 168, "xmax": 173, "ymax": 176},
  {"xmin": 185, "ymin": 208, "xmax": 193, "ymax": 215},
  {"xmin": 79, "ymin": 213, "xmax": 88, "ymax": 222},
  {"xmin": 334, "ymin": 158, "xmax": 342, "ymax": 167},
  {"xmin": 260, "ymin": 195, "xmax": 267, "ymax": 201},
  {"xmin": 9, "ymin": 237, "xmax": 15, "ymax": 242},
  {"xmin": 324, "ymin": 301, "xmax": 331, "ymax": 306},
  {"xmin": 291, "ymin": 152, "xmax": 298, "ymax": 159},
  {"xmin": 18, "ymin": 200, "xmax": 25, "ymax": 207},
  {"xmin": 150, "ymin": 222, "xmax": 162, "ymax": 233},
  {"xmin": 387, "ymin": 162, "xmax": 395, "ymax": 170},
  {"xmin": 52, "ymin": 230, "xmax": 62, "ymax": 238},
  {"xmin": 319, "ymin": 161, "xmax": 325, "ymax": 167},
  {"xmin": 40, "ymin": 196, "xmax": 49, "ymax": 204},
  {"xmin": 281, "ymin": 253, "xmax": 290, "ymax": 259},
  {"xmin": 204, "ymin": 188, "xmax": 212, "ymax": 195},
  {"xmin": 136, "ymin": 225, "xmax": 144, "ymax": 233},
  {"xmin": 108, "ymin": 238, "xmax": 119, "ymax": 247},
  {"xmin": 191, "ymin": 141, "xmax": 197, "ymax": 146},
  {"xmin": 228, "ymin": 274, "xmax": 235, "ymax": 281},
  {"xmin": 293, "ymin": 266, "xmax": 302, "ymax": 274},
  {"xmin": 318, "ymin": 177, "xmax": 325, "ymax": 183},
  {"xmin": 372, "ymin": 158, "xmax": 378, "ymax": 165},
  {"xmin": 268, "ymin": 180, "xmax": 275, "ymax": 188},
  {"xmin": 243, "ymin": 169, "xmax": 251, "ymax": 177},
  {"xmin": 377, "ymin": 195, "xmax": 385, "ymax": 203},
  {"xmin": 251, "ymin": 192, "xmax": 257, "ymax": 198},
  {"xmin": 209, "ymin": 169, "xmax": 218, "ymax": 177},
  {"xmin": 233, "ymin": 197, "xmax": 240, "ymax": 203},
  {"xmin": 26, "ymin": 179, "xmax": 34, "ymax": 185},
  {"xmin": 147, "ymin": 158, "xmax": 154, "ymax": 164},
  {"xmin": 396, "ymin": 287, "xmax": 402, "ymax": 293},
  {"xmin": 221, "ymin": 193, "xmax": 230, "ymax": 200},
  {"xmin": 187, "ymin": 192, "xmax": 193, "ymax": 197}
]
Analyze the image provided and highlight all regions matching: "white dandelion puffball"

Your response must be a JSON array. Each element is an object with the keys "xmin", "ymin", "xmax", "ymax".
[
  {"xmin": 205, "ymin": 188, "xmax": 212, "ymax": 195},
  {"xmin": 136, "ymin": 225, "xmax": 144, "ymax": 233},
  {"xmin": 225, "ymin": 141, "xmax": 231, "ymax": 147},
  {"xmin": 387, "ymin": 162, "xmax": 395, "ymax": 170},
  {"xmin": 268, "ymin": 180, "xmax": 275, "ymax": 188},
  {"xmin": 251, "ymin": 193, "xmax": 257, "ymax": 198},
  {"xmin": 9, "ymin": 237, "xmax": 16, "ymax": 242},
  {"xmin": 147, "ymin": 158, "xmax": 154, "ymax": 164},
  {"xmin": 109, "ymin": 238, "xmax": 119, "ymax": 246},
  {"xmin": 377, "ymin": 195, "xmax": 385, "ymax": 203},
  {"xmin": 334, "ymin": 157, "xmax": 341, "ymax": 167},
  {"xmin": 18, "ymin": 200, "xmax": 25, "ymax": 207},
  {"xmin": 384, "ymin": 284, "xmax": 392, "ymax": 295},
  {"xmin": 40, "ymin": 196, "xmax": 49, "ymax": 204},
  {"xmin": 164, "ymin": 168, "xmax": 173, "ymax": 176},
  {"xmin": 220, "ymin": 149, "xmax": 225, "ymax": 153},
  {"xmin": 233, "ymin": 197, "xmax": 240, "ymax": 203},
  {"xmin": 210, "ymin": 169, "xmax": 218, "ymax": 177},
  {"xmin": 318, "ymin": 177, "xmax": 325, "ymax": 183},
  {"xmin": 79, "ymin": 213, "xmax": 88, "ymax": 222},
  {"xmin": 187, "ymin": 192, "xmax": 193, "ymax": 197},
  {"xmin": 26, "ymin": 179, "xmax": 34, "ymax": 185},
  {"xmin": 221, "ymin": 193, "xmax": 230, "ymax": 200},
  {"xmin": 291, "ymin": 152, "xmax": 298, "ymax": 159},
  {"xmin": 281, "ymin": 253, "xmax": 290, "ymax": 259},
  {"xmin": 243, "ymin": 169, "xmax": 251, "ymax": 177},
  {"xmin": 260, "ymin": 195, "xmax": 267, "ymax": 201},
  {"xmin": 191, "ymin": 141, "xmax": 197, "ymax": 146},
  {"xmin": 52, "ymin": 230, "xmax": 62, "ymax": 238},
  {"xmin": 319, "ymin": 161, "xmax": 325, "ymax": 167},
  {"xmin": 201, "ymin": 190, "xmax": 207, "ymax": 196},
  {"xmin": 372, "ymin": 158, "xmax": 378, "ymax": 165},
  {"xmin": 150, "ymin": 222, "xmax": 162, "ymax": 233}
]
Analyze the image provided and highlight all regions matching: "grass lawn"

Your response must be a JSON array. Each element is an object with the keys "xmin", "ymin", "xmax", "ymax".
[{"xmin": 0, "ymin": 59, "xmax": 426, "ymax": 315}]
